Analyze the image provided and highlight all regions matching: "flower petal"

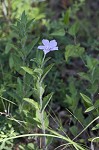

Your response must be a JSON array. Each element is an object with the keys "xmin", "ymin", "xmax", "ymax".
[
  {"xmin": 50, "ymin": 46, "xmax": 58, "ymax": 51},
  {"xmin": 38, "ymin": 39, "xmax": 58, "ymax": 55},
  {"xmin": 38, "ymin": 46, "xmax": 45, "ymax": 50},
  {"xmin": 43, "ymin": 49, "xmax": 50, "ymax": 54},
  {"xmin": 42, "ymin": 39, "xmax": 49, "ymax": 46},
  {"xmin": 49, "ymin": 40, "xmax": 57, "ymax": 48}
]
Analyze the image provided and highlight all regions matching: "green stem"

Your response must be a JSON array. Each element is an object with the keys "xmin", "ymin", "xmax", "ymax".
[
  {"xmin": 0, "ymin": 132, "xmax": 85, "ymax": 150},
  {"xmin": 39, "ymin": 88, "xmax": 47, "ymax": 149},
  {"xmin": 39, "ymin": 55, "xmax": 47, "ymax": 150},
  {"xmin": 40, "ymin": 111, "xmax": 47, "ymax": 150}
]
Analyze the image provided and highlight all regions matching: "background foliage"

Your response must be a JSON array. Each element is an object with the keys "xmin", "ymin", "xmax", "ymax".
[{"xmin": 0, "ymin": 0, "xmax": 99, "ymax": 149}]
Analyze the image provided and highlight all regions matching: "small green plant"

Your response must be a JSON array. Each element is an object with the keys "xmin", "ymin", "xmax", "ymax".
[
  {"xmin": 22, "ymin": 39, "xmax": 58, "ymax": 149},
  {"xmin": 0, "ymin": 121, "xmax": 18, "ymax": 150},
  {"xmin": 0, "ymin": 1, "xmax": 99, "ymax": 149}
]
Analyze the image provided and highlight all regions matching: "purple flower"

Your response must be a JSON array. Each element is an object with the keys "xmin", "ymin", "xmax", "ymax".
[{"xmin": 38, "ymin": 39, "xmax": 58, "ymax": 55}]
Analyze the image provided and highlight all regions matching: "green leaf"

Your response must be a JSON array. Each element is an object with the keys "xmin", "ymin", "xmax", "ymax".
[
  {"xmin": 9, "ymin": 54, "xmax": 14, "ymax": 69},
  {"xmin": 7, "ymin": 91, "xmax": 21, "ymax": 103},
  {"xmin": 85, "ymin": 106, "xmax": 95, "ymax": 113},
  {"xmin": 27, "ymin": 143, "xmax": 34, "ymax": 149},
  {"xmin": 66, "ymin": 94, "xmax": 72, "ymax": 105},
  {"xmin": 69, "ymin": 126, "xmax": 78, "ymax": 136},
  {"xmin": 11, "ymin": 24, "xmax": 18, "ymax": 32},
  {"xmin": 35, "ymin": 110, "xmax": 41, "ymax": 124},
  {"xmin": 21, "ymin": 11, "xmax": 27, "ymax": 23},
  {"xmin": 26, "ymin": 19, "xmax": 34, "ymax": 29},
  {"xmin": 12, "ymin": 54, "xmax": 24, "ymax": 75},
  {"xmin": 51, "ymin": 29, "xmax": 65, "ymax": 36},
  {"xmin": 26, "ymin": 37, "xmax": 39, "ymax": 56},
  {"xmin": 32, "ymin": 88, "xmax": 39, "ymax": 100},
  {"xmin": 68, "ymin": 22, "xmax": 79, "ymax": 36},
  {"xmin": 86, "ymin": 56, "xmax": 99, "ymax": 70},
  {"xmin": 64, "ymin": 9, "xmax": 70, "ymax": 25},
  {"xmin": 88, "ymin": 137, "xmax": 99, "ymax": 142},
  {"xmin": 23, "ymin": 98, "xmax": 39, "ymax": 109},
  {"xmin": 80, "ymin": 93, "xmax": 93, "ymax": 105},
  {"xmin": 0, "ymin": 141, "xmax": 5, "ymax": 150},
  {"xmin": 65, "ymin": 44, "xmax": 84, "ymax": 62},
  {"xmin": 42, "ymin": 92, "xmax": 53, "ymax": 112},
  {"xmin": 44, "ymin": 111, "xmax": 49, "ymax": 128},
  {"xmin": 21, "ymin": 66, "xmax": 33, "ymax": 75},
  {"xmin": 74, "ymin": 107, "xmax": 85, "ymax": 125},
  {"xmin": 92, "ymin": 124, "xmax": 99, "ymax": 130},
  {"xmin": 35, "ymin": 110, "xmax": 49, "ymax": 128},
  {"xmin": 34, "ymin": 68, "xmax": 43, "ymax": 76},
  {"xmin": 41, "ymin": 63, "xmax": 54, "ymax": 82},
  {"xmin": 94, "ymin": 100, "xmax": 99, "ymax": 108},
  {"xmin": 43, "ymin": 57, "xmax": 51, "ymax": 65},
  {"xmin": 78, "ymin": 72, "xmax": 91, "ymax": 82},
  {"xmin": 5, "ymin": 43, "xmax": 12, "ymax": 54}
]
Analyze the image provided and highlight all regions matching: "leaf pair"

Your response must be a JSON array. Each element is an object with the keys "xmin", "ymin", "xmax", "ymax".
[{"xmin": 23, "ymin": 92, "xmax": 53, "ymax": 112}]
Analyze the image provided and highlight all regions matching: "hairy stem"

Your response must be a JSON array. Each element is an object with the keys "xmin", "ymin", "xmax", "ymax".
[
  {"xmin": 39, "ymin": 65, "xmax": 47, "ymax": 150},
  {"xmin": 39, "ymin": 90, "xmax": 47, "ymax": 150},
  {"xmin": 40, "ymin": 111, "xmax": 47, "ymax": 150}
]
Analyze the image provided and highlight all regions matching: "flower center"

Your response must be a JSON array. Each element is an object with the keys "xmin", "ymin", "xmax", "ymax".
[{"xmin": 45, "ymin": 46, "xmax": 50, "ymax": 51}]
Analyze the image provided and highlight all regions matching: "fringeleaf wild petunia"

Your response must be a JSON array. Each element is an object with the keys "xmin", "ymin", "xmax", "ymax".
[{"xmin": 38, "ymin": 39, "xmax": 58, "ymax": 55}]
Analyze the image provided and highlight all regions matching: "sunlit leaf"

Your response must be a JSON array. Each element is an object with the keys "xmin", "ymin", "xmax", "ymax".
[
  {"xmin": 51, "ymin": 29, "xmax": 65, "ymax": 36},
  {"xmin": 92, "ymin": 124, "xmax": 99, "ymax": 130},
  {"xmin": 23, "ymin": 98, "xmax": 39, "ymax": 109},
  {"xmin": 80, "ymin": 93, "xmax": 93, "ymax": 105},
  {"xmin": 21, "ymin": 67, "xmax": 33, "ymax": 75},
  {"xmin": 42, "ymin": 92, "xmax": 53, "ymax": 112},
  {"xmin": 85, "ymin": 106, "xmax": 95, "ymax": 113},
  {"xmin": 65, "ymin": 44, "xmax": 84, "ymax": 62}
]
